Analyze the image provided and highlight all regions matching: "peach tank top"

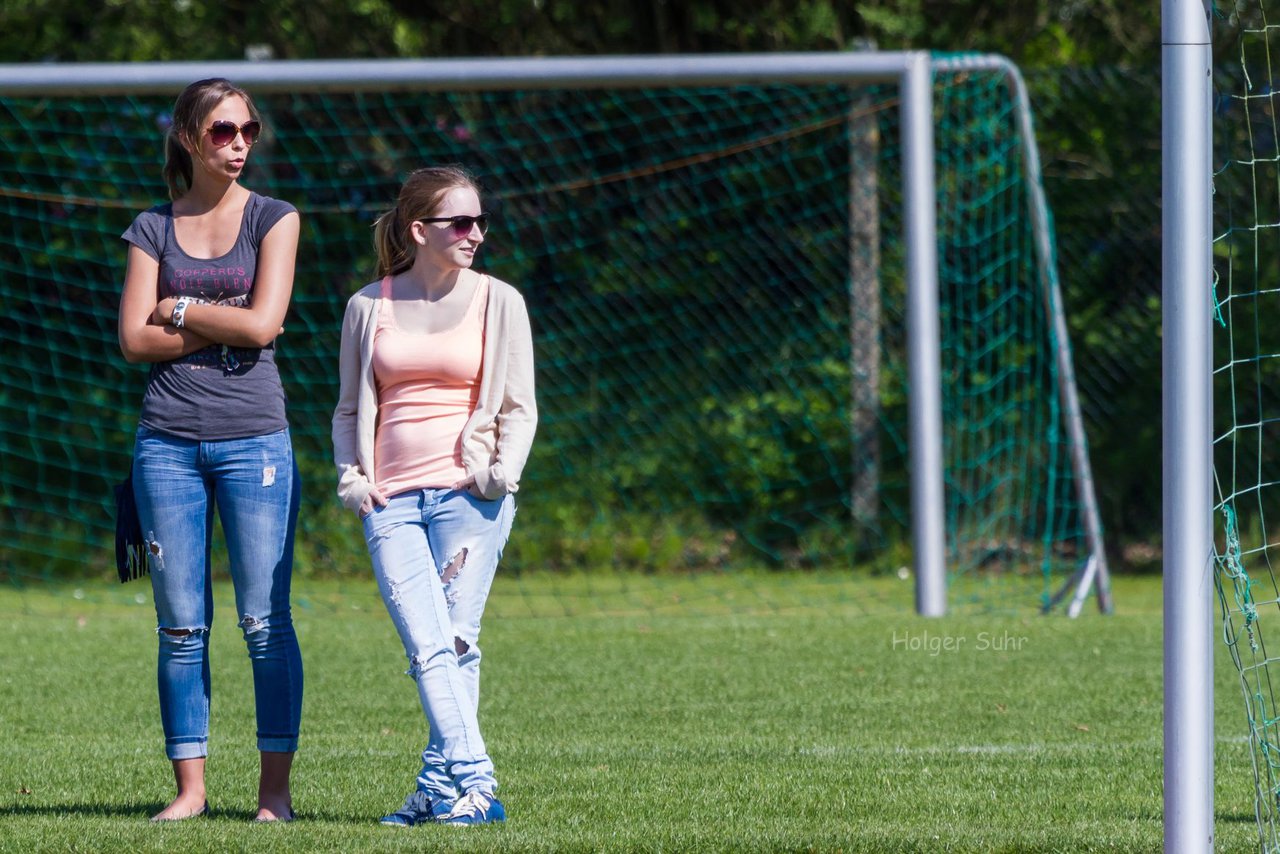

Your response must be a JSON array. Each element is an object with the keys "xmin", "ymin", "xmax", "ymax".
[{"xmin": 372, "ymin": 274, "xmax": 487, "ymax": 496}]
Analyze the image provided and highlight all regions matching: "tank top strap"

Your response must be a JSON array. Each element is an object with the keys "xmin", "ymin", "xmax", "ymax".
[
  {"xmin": 377, "ymin": 275, "xmax": 393, "ymax": 322},
  {"xmin": 470, "ymin": 274, "xmax": 490, "ymax": 324}
]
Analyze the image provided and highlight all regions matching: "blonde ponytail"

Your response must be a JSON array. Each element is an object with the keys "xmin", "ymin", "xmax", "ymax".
[{"xmin": 373, "ymin": 206, "xmax": 414, "ymax": 279}]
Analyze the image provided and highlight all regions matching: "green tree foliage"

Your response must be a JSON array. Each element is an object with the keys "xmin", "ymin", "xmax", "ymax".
[
  {"xmin": 0, "ymin": 2, "xmax": 1169, "ymax": 565},
  {"xmin": 0, "ymin": 0, "xmax": 1158, "ymax": 66}
]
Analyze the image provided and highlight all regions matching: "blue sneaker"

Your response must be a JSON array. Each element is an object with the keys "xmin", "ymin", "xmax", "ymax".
[
  {"xmin": 379, "ymin": 790, "xmax": 453, "ymax": 827},
  {"xmin": 439, "ymin": 790, "xmax": 505, "ymax": 825}
]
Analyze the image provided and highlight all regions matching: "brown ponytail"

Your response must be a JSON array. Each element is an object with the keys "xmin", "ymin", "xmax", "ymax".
[{"xmin": 161, "ymin": 132, "xmax": 193, "ymax": 202}]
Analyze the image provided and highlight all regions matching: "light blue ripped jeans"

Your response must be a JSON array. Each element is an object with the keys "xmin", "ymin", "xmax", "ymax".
[
  {"xmin": 132, "ymin": 426, "xmax": 303, "ymax": 761},
  {"xmin": 362, "ymin": 487, "xmax": 514, "ymax": 800}
]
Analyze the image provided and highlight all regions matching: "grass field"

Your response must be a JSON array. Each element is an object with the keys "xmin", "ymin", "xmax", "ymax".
[{"xmin": 0, "ymin": 571, "xmax": 1261, "ymax": 852}]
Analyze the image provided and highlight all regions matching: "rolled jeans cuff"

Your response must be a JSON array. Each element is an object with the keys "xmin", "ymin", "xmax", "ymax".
[
  {"xmin": 166, "ymin": 737, "xmax": 208, "ymax": 761},
  {"xmin": 258, "ymin": 735, "xmax": 299, "ymax": 754}
]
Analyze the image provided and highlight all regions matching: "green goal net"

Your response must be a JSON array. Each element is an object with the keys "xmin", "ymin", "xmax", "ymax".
[
  {"xmin": 1215, "ymin": 9, "xmax": 1280, "ymax": 850},
  {"xmin": 0, "ymin": 58, "xmax": 1092, "ymax": 613}
]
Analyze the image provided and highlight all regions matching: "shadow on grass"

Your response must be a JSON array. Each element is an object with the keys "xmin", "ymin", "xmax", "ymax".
[
  {"xmin": 0, "ymin": 801, "xmax": 379, "ymax": 824},
  {"xmin": 0, "ymin": 801, "xmax": 165, "ymax": 819},
  {"xmin": 1131, "ymin": 807, "xmax": 1258, "ymax": 825}
]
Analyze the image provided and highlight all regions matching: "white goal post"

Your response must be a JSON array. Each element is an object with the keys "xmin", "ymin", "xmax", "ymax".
[{"xmin": 1162, "ymin": 1, "xmax": 1215, "ymax": 850}]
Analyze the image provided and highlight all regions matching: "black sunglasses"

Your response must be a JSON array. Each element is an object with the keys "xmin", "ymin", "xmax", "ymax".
[
  {"xmin": 206, "ymin": 120, "xmax": 261, "ymax": 147},
  {"xmin": 418, "ymin": 213, "xmax": 490, "ymax": 238}
]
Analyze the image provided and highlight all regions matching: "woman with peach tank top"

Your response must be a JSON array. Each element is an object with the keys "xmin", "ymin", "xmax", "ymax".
[{"xmin": 331, "ymin": 166, "xmax": 537, "ymax": 827}]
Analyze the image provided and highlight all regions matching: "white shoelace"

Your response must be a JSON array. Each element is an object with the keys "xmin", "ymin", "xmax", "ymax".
[{"xmin": 445, "ymin": 790, "xmax": 490, "ymax": 819}]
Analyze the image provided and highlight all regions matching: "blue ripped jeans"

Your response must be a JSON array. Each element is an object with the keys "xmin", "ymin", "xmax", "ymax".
[
  {"xmin": 132, "ymin": 426, "xmax": 304, "ymax": 761},
  {"xmin": 363, "ymin": 487, "xmax": 514, "ymax": 799}
]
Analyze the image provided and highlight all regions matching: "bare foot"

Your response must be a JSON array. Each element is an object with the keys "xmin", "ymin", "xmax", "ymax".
[
  {"xmin": 152, "ymin": 757, "xmax": 207, "ymax": 822},
  {"xmin": 150, "ymin": 795, "xmax": 208, "ymax": 822},
  {"xmin": 254, "ymin": 802, "xmax": 294, "ymax": 822}
]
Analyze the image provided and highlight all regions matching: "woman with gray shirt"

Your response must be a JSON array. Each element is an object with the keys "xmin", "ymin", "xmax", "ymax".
[{"xmin": 117, "ymin": 78, "xmax": 302, "ymax": 823}]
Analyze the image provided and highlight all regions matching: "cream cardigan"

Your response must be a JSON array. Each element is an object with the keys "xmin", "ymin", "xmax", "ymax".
[{"xmin": 331, "ymin": 271, "xmax": 537, "ymax": 513}]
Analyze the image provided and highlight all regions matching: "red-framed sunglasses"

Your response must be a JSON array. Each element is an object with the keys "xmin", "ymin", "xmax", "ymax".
[
  {"xmin": 206, "ymin": 120, "xmax": 261, "ymax": 147},
  {"xmin": 418, "ymin": 213, "xmax": 491, "ymax": 238}
]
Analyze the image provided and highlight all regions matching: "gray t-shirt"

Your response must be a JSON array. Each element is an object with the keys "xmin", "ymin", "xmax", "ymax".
[{"xmin": 121, "ymin": 192, "xmax": 296, "ymax": 441}]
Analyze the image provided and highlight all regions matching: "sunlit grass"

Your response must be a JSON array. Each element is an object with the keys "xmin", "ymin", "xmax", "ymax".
[{"xmin": 0, "ymin": 573, "xmax": 1259, "ymax": 852}]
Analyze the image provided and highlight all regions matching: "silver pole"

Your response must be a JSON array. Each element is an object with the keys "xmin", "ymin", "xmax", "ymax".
[
  {"xmin": 1004, "ymin": 61, "xmax": 1113, "ymax": 615},
  {"xmin": 902, "ymin": 53, "xmax": 948, "ymax": 617},
  {"xmin": 1163, "ymin": 1, "xmax": 1214, "ymax": 851},
  {"xmin": 934, "ymin": 54, "xmax": 1113, "ymax": 615}
]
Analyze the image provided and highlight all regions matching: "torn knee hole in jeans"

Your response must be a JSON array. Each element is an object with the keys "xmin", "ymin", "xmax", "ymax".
[
  {"xmin": 145, "ymin": 532, "xmax": 165, "ymax": 570},
  {"xmin": 238, "ymin": 613, "xmax": 266, "ymax": 633},
  {"xmin": 440, "ymin": 548, "xmax": 467, "ymax": 586},
  {"xmin": 406, "ymin": 653, "xmax": 431, "ymax": 680},
  {"xmin": 404, "ymin": 642, "xmax": 469, "ymax": 678},
  {"xmin": 158, "ymin": 626, "xmax": 206, "ymax": 638}
]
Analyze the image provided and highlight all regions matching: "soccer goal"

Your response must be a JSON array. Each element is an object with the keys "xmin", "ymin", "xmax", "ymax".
[{"xmin": 0, "ymin": 52, "xmax": 1105, "ymax": 616}]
